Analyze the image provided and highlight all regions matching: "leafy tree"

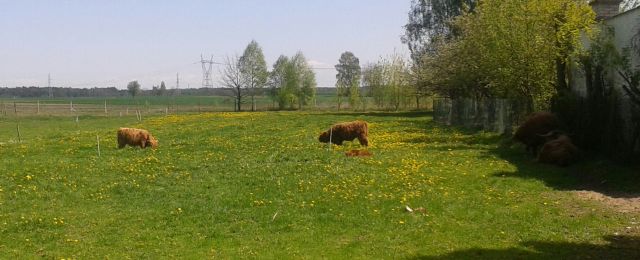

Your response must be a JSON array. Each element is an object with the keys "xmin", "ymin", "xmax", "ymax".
[
  {"xmin": 239, "ymin": 40, "xmax": 268, "ymax": 111},
  {"xmin": 291, "ymin": 52, "xmax": 317, "ymax": 109},
  {"xmin": 402, "ymin": 0, "xmax": 476, "ymax": 62},
  {"xmin": 267, "ymin": 53, "xmax": 317, "ymax": 110},
  {"xmin": 362, "ymin": 62, "xmax": 386, "ymax": 108},
  {"xmin": 220, "ymin": 55, "xmax": 245, "ymax": 111},
  {"xmin": 127, "ymin": 81, "xmax": 141, "ymax": 99},
  {"xmin": 269, "ymin": 55, "xmax": 294, "ymax": 109},
  {"xmin": 159, "ymin": 81, "xmax": 167, "ymax": 96},
  {"xmin": 415, "ymin": 0, "xmax": 594, "ymax": 111},
  {"xmin": 335, "ymin": 51, "xmax": 362, "ymax": 110},
  {"xmin": 362, "ymin": 54, "xmax": 412, "ymax": 110}
]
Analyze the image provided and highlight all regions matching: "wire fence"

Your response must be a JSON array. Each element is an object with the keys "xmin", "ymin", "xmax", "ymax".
[
  {"xmin": 0, "ymin": 95, "xmax": 435, "ymax": 118},
  {"xmin": 433, "ymin": 98, "xmax": 524, "ymax": 134}
]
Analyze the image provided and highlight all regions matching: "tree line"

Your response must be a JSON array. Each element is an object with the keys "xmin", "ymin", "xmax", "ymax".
[{"xmin": 402, "ymin": 0, "xmax": 640, "ymax": 155}]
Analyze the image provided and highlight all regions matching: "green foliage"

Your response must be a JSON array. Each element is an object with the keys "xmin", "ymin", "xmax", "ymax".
[
  {"xmin": 126, "ymin": 81, "xmax": 141, "ymax": 99},
  {"xmin": 415, "ymin": 0, "xmax": 595, "ymax": 111},
  {"xmin": 239, "ymin": 40, "xmax": 268, "ymax": 111},
  {"xmin": 335, "ymin": 51, "xmax": 362, "ymax": 110},
  {"xmin": 402, "ymin": 0, "xmax": 477, "ymax": 61},
  {"xmin": 268, "ymin": 52, "xmax": 317, "ymax": 109},
  {"xmin": 363, "ymin": 53, "xmax": 413, "ymax": 110}
]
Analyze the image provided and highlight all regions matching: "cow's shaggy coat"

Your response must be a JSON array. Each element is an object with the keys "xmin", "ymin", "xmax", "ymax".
[
  {"xmin": 537, "ymin": 134, "xmax": 578, "ymax": 166},
  {"xmin": 345, "ymin": 149, "xmax": 372, "ymax": 157},
  {"xmin": 117, "ymin": 128, "xmax": 158, "ymax": 149},
  {"xmin": 514, "ymin": 112, "xmax": 561, "ymax": 156},
  {"xmin": 319, "ymin": 121, "xmax": 369, "ymax": 146}
]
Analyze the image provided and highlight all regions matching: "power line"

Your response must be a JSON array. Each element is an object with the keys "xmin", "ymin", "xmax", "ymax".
[{"xmin": 200, "ymin": 54, "xmax": 215, "ymax": 88}]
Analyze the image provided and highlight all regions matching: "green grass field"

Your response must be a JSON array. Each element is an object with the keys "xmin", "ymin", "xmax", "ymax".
[{"xmin": 0, "ymin": 111, "xmax": 638, "ymax": 258}]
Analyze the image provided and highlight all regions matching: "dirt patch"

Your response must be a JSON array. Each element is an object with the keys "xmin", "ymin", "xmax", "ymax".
[{"xmin": 572, "ymin": 190, "xmax": 640, "ymax": 213}]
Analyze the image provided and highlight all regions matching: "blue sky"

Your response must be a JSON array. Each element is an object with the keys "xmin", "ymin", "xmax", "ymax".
[{"xmin": 0, "ymin": 0, "xmax": 410, "ymax": 89}]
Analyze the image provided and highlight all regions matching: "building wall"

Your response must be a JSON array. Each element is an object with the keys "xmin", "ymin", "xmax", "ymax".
[{"xmin": 570, "ymin": 6, "xmax": 640, "ymax": 154}]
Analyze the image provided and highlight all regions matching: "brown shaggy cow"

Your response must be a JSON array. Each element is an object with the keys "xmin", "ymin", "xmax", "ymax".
[
  {"xmin": 513, "ymin": 112, "xmax": 561, "ymax": 156},
  {"xmin": 117, "ymin": 128, "xmax": 158, "ymax": 149},
  {"xmin": 537, "ymin": 133, "xmax": 578, "ymax": 166},
  {"xmin": 319, "ymin": 120, "xmax": 369, "ymax": 146}
]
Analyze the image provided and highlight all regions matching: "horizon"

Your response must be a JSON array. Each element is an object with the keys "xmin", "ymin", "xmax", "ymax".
[{"xmin": 0, "ymin": 1, "xmax": 410, "ymax": 90}]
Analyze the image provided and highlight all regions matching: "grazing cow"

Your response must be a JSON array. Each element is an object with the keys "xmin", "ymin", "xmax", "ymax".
[
  {"xmin": 513, "ymin": 112, "xmax": 562, "ymax": 156},
  {"xmin": 537, "ymin": 132, "xmax": 578, "ymax": 166},
  {"xmin": 319, "ymin": 120, "xmax": 369, "ymax": 146},
  {"xmin": 117, "ymin": 128, "xmax": 158, "ymax": 149}
]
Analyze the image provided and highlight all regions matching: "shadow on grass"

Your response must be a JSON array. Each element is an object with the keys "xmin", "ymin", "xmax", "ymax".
[
  {"xmin": 413, "ymin": 119, "xmax": 640, "ymax": 198},
  {"xmin": 410, "ymin": 235, "xmax": 640, "ymax": 259},
  {"xmin": 487, "ymin": 144, "xmax": 640, "ymax": 198}
]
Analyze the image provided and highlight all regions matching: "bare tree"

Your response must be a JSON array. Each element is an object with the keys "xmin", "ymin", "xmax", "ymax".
[{"xmin": 220, "ymin": 55, "xmax": 245, "ymax": 111}]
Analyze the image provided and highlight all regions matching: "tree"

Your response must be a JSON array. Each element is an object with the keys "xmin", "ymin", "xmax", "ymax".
[
  {"xmin": 267, "ymin": 53, "xmax": 317, "ymax": 110},
  {"xmin": 290, "ymin": 52, "xmax": 317, "ymax": 109},
  {"xmin": 402, "ymin": 0, "xmax": 476, "ymax": 62},
  {"xmin": 268, "ymin": 55, "xmax": 294, "ymax": 109},
  {"xmin": 362, "ymin": 54, "xmax": 412, "ymax": 110},
  {"xmin": 293, "ymin": 52, "xmax": 318, "ymax": 109},
  {"xmin": 335, "ymin": 51, "xmax": 362, "ymax": 110},
  {"xmin": 127, "ymin": 81, "xmax": 141, "ymax": 98},
  {"xmin": 362, "ymin": 62, "xmax": 386, "ymax": 108},
  {"xmin": 159, "ymin": 81, "xmax": 167, "ymax": 96},
  {"xmin": 414, "ymin": 0, "xmax": 594, "ymax": 111},
  {"xmin": 220, "ymin": 55, "xmax": 245, "ymax": 111},
  {"xmin": 239, "ymin": 40, "xmax": 268, "ymax": 111}
]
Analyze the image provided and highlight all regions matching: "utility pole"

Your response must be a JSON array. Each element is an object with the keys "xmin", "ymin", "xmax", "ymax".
[
  {"xmin": 201, "ymin": 54, "xmax": 214, "ymax": 88},
  {"xmin": 175, "ymin": 73, "xmax": 181, "ymax": 96},
  {"xmin": 48, "ymin": 73, "xmax": 52, "ymax": 98}
]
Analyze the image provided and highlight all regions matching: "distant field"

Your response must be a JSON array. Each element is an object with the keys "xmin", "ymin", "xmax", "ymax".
[
  {"xmin": 0, "ymin": 111, "xmax": 638, "ymax": 258},
  {"xmin": 0, "ymin": 95, "xmax": 433, "ymax": 116}
]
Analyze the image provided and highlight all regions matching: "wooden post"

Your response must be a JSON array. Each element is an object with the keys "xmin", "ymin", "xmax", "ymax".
[
  {"xmin": 70, "ymin": 100, "xmax": 73, "ymax": 112},
  {"xmin": 165, "ymin": 107, "xmax": 168, "ymax": 116},
  {"xmin": 37, "ymin": 100, "xmax": 40, "ymax": 114},
  {"xmin": 328, "ymin": 127, "xmax": 332, "ymax": 151},
  {"xmin": 14, "ymin": 102, "xmax": 17, "ymax": 115},
  {"xmin": 104, "ymin": 100, "xmax": 107, "ymax": 116},
  {"xmin": 97, "ymin": 135, "xmax": 101, "ymax": 157},
  {"xmin": 16, "ymin": 123, "xmax": 21, "ymax": 143}
]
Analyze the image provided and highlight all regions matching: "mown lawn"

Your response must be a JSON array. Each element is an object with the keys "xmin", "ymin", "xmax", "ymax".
[{"xmin": 0, "ymin": 111, "xmax": 638, "ymax": 259}]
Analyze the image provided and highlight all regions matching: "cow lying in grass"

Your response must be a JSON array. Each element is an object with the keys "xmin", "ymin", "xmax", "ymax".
[
  {"xmin": 345, "ymin": 149, "xmax": 372, "ymax": 157},
  {"xmin": 537, "ymin": 131, "xmax": 578, "ymax": 167},
  {"xmin": 514, "ymin": 112, "xmax": 562, "ymax": 156},
  {"xmin": 117, "ymin": 128, "xmax": 158, "ymax": 149},
  {"xmin": 319, "ymin": 120, "xmax": 369, "ymax": 146}
]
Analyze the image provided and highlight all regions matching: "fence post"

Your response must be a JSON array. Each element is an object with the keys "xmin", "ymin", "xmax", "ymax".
[
  {"xmin": 70, "ymin": 100, "xmax": 73, "ymax": 112},
  {"xmin": 104, "ymin": 100, "xmax": 107, "ymax": 116},
  {"xmin": 16, "ymin": 123, "xmax": 21, "ymax": 143},
  {"xmin": 37, "ymin": 100, "xmax": 40, "ymax": 114}
]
